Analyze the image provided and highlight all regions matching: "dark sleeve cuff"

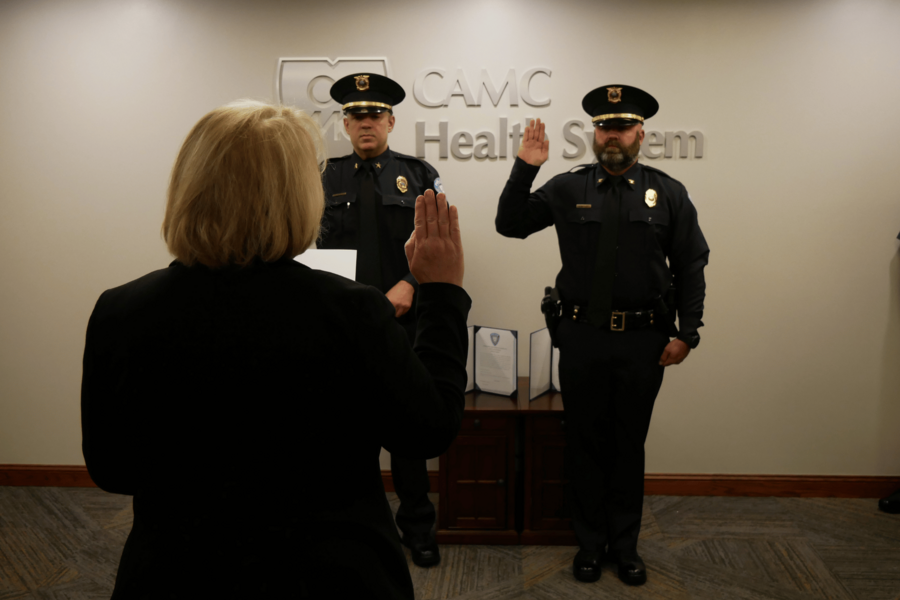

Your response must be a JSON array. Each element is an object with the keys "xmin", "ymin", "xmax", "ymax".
[
  {"xmin": 677, "ymin": 331, "xmax": 701, "ymax": 349},
  {"xmin": 416, "ymin": 282, "xmax": 472, "ymax": 313},
  {"xmin": 402, "ymin": 272, "xmax": 419, "ymax": 293},
  {"xmin": 510, "ymin": 156, "xmax": 541, "ymax": 184}
]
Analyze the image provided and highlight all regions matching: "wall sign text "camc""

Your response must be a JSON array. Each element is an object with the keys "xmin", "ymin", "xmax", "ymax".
[{"xmin": 412, "ymin": 68, "xmax": 551, "ymax": 107}]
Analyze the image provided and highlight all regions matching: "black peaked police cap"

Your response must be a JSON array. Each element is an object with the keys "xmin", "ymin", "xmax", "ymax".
[
  {"xmin": 330, "ymin": 73, "xmax": 406, "ymax": 115},
  {"xmin": 582, "ymin": 85, "xmax": 659, "ymax": 127}
]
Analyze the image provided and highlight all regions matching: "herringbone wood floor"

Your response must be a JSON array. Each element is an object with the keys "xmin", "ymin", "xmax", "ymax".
[{"xmin": 1, "ymin": 487, "xmax": 899, "ymax": 599}]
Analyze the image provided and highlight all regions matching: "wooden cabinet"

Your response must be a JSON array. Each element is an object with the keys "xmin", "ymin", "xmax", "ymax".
[{"xmin": 436, "ymin": 379, "xmax": 577, "ymax": 545}]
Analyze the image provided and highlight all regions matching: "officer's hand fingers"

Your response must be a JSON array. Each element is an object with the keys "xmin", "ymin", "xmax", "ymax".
[
  {"xmin": 449, "ymin": 204, "xmax": 462, "ymax": 248},
  {"xmin": 537, "ymin": 119, "xmax": 545, "ymax": 141},
  {"xmin": 524, "ymin": 120, "xmax": 534, "ymax": 142},
  {"xmin": 424, "ymin": 189, "xmax": 439, "ymax": 238},
  {"xmin": 436, "ymin": 193, "xmax": 450, "ymax": 239},
  {"xmin": 659, "ymin": 349, "xmax": 670, "ymax": 366}
]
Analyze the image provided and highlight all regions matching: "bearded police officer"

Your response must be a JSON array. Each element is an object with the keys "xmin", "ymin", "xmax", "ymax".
[
  {"xmin": 318, "ymin": 73, "xmax": 443, "ymax": 568},
  {"xmin": 495, "ymin": 85, "xmax": 709, "ymax": 586}
]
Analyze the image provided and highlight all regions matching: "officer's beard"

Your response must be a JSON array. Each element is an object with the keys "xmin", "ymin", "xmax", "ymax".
[{"xmin": 594, "ymin": 136, "xmax": 641, "ymax": 170}]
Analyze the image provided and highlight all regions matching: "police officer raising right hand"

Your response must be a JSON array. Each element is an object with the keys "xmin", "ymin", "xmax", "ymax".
[{"xmin": 496, "ymin": 85, "xmax": 709, "ymax": 587}]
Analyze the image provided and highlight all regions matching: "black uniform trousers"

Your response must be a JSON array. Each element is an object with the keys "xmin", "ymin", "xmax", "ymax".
[
  {"xmin": 392, "ymin": 313, "xmax": 436, "ymax": 538},
  {"xmin": 556, "ymin": 318, "xmax": 669, "ymax": 553}
]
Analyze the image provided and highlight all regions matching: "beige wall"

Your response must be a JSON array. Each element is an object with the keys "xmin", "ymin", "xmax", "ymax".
[{"xmin": 1, "ymin": 0, "xmax": 898, "ymax": 476}]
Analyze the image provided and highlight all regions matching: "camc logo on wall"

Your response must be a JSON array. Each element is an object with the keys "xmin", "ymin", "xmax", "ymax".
[{"xmin": 277, "ymin": 57, "xmax": 703, "ymax": 162}]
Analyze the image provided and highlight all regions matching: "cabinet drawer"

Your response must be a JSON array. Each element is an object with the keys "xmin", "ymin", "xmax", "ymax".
[{"xmin": 533, "ymin": 415, "xmax": 566, "ymax": 434}]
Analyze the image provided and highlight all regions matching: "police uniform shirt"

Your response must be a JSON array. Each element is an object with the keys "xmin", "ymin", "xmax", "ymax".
[
  {"xmin": 319, "ymin": 147, "xmax": 440, "ymax": 295},
  {"xmin": 496, "ymin": 156, "xmax": 709, "ymax": 347}
]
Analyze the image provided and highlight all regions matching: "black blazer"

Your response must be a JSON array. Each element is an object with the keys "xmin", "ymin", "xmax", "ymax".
[{"xmin": 81, "ymin": 257, "xmax": 471, "ymax": 599}]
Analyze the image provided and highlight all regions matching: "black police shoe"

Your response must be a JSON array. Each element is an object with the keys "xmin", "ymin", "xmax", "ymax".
[
  {"xmin": 609, "ymin": 550, "xmax": 647, "ymax": 586},
  {"xmin": 879, "ymin": 488, "xmax": 900, "ymax": 514},
  {"xmin": 401, "ymin": 533, "xmax": 441, "ymax": 567},
  {"xmin": 572, "ymin": 549, "xmax": 602, "ymax": 583}
]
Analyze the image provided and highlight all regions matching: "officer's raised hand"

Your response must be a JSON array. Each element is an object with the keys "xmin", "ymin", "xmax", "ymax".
[
  {"xmin": 518, "ymin": 118, "xmax": 549, "ymax": 166},
  {"xmin": 405, "ymin": 190, "xmax": 464, "ymax": 288},
  {"xmin": 659, "ymin": 339, "xmax": 690, "ymax": 367}
]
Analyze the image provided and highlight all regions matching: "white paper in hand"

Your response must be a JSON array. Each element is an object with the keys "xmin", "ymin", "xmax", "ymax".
[{"xmin": 294, "ymin": 249, "xmax": 357, "ymax": 281}]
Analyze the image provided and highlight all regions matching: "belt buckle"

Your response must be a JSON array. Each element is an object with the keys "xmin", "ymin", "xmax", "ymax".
[{"xmin": 610, "ymin": 311, "xmax": 626, "ymax": 332}]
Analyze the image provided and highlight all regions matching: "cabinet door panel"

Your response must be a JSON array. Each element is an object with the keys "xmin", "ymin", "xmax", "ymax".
[
  {"xmin": 530, "ymin": 416, "xmax": 572, "ymax": 531},
  {"xmin": 447, "ymin": 435, "xmax": 507, "ymax": 529}
]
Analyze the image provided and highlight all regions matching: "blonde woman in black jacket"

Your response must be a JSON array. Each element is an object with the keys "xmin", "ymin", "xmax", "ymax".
[{"xmin": 81, "ymin": 101, "xmax": 468, "ymax": 599}]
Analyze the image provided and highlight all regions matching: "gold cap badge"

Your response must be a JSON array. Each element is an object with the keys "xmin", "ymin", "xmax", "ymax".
[
  {"xmin": 645, "ymin": 189, "xmax": 658, "ymax": 208},
  {"xmin": 355, "ymin": 75, "xmax": 370, "ymax": 91},
  {"xmin": 607, "ymin": 87, "xmax": 623, "ymax": 103},
  {"xmin": 396, "ymin": 176, "xmax": 408, "ymax": 193}
]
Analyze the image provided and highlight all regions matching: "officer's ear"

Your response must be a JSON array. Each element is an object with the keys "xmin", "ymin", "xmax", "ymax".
[
  {"xmin": 387, "ymin": 113, "xmax": 395, "ymax": 132},
  {"xmin": 343, "ymin": 116, "xmax": 350, "ymax": 134},
  {"xmin": 638, "ymin": 125, "xmax": 645, "ymax": 144}
]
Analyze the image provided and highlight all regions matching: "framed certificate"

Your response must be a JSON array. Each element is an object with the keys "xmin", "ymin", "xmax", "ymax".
[
  {"xmin": 465, "ymin": 326, "xmax": 518, "ymax": 398},
  {"xmin": 528, "ymin": 328, "xmax": 561, "ymax": 401}
]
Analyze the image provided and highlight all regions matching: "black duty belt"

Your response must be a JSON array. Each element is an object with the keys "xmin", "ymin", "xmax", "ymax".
[{"xmin": 562, "ymin": 304, "xmax": 656, "ymax": 331}]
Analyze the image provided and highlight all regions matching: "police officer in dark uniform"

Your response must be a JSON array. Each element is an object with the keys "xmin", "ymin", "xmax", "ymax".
[
  {"xmin": 495, "ymin": 85, "xmax": 709, "ymax": 586},
  {"xmin": 319, "ymin": 73, "xmax": 443, "ymax": 567}
]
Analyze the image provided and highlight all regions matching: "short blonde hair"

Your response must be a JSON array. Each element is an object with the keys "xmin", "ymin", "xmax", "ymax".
[{"xmin": 163, "ymin": 101, "xmax": 325, "ymax": 268}]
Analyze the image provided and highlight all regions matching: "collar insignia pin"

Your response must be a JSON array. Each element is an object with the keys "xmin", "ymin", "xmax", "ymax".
[
  {"xmin": 355, "ymin": 75, "xmax": 370, "ymax": 91},
  {"xmin": 375, "ymin": 162, "xmax": 381, "ymax": 169}
]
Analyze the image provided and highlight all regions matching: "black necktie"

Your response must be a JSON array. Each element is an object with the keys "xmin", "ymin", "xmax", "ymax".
[
  {"xmin": 588, "ymin": 175, "xmax": 622, "ymax": 326},
  {"xmin": 356, "ymin": 163, "xmax": 383, "ymax": 290}
]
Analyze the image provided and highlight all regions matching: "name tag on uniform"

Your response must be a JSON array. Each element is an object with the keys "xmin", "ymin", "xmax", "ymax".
[{"xmin": 576, "ymin": 204, "xmax": 592, "ymax": 208}]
